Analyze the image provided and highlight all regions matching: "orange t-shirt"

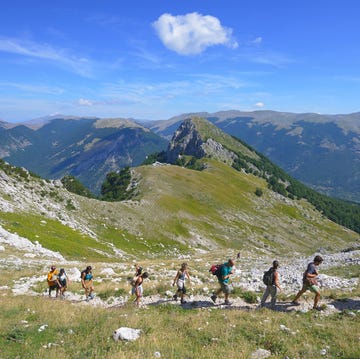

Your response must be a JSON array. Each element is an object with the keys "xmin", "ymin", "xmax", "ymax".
[{"xmin": 47, "ymin": 269, "xmax": 59, "ymax": 286}]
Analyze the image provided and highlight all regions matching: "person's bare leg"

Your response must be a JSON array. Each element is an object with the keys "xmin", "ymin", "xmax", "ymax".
[
  {"xmin": 313, "ymin": 291, "xmax": 321, "ymax": 308},
  {"xmin": 293, "ymin": 288, "xmax": 306, "ymax": 303}
]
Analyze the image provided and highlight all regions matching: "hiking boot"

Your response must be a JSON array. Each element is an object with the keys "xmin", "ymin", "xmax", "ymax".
[
  {"xmin": 312, "ymin": 306, "xmax": 321, "ymax": 311},
  {"xmin": 172, "ymin": 294, "xmax": 178, "ymax": 301},
  {"xmin": 88, "ymin": 293, "xmax": 95, "ymax": 300},
  {"xmin": 224, "ymin": 300, "xmax": 231, "ymax": 305},
  {"xmin": 210, "ymin": 294, "xmax": 217, "ymax": 303}
]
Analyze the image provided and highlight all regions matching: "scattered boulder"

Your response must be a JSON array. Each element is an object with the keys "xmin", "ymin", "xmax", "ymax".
[
  {"xmin": 113, "ymin": 327, "xmax": 141, "ymax": 341},
  {"xmin": 38, "ymin": 324, "xmax": 48, "ymax": 332},
  {"xmin": 251, "ymin": 348, "xmax": 272, "ymax": 359}
]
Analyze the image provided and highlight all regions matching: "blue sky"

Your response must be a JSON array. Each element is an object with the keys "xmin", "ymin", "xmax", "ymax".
[{"xmin": 1, "ymin": 1, "xmax": 360, "ymax": 122}]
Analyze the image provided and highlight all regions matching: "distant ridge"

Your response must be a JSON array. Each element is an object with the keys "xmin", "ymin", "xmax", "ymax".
[
  {"xmin": 0, "ymin": 117, "xmax": 167, "ymax": 193},
  {"xmin": 158, "ymin": 116, "xmax": 360, "ymax": 235},
  {"xmin": 145, "ymin": 110, "xmax": 360, "ymax": 203}
]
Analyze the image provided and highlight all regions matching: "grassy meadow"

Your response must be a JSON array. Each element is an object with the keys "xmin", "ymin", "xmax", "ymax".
[
  {"xmin": 1, "ymin": 293, "xmax": 360, "ymax": 359},
  {"xmin": 0, "ymin": 251, "xmax": 359, "ymax": 359}
]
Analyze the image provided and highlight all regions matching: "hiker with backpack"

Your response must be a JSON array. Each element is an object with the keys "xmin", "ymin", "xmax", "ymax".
[
  {"xmin": 260, "ymin": 260, "xmax": 281, "ymax": 309},
  {"xmin": 57, "ymin": 268, "xmax": 69, "ymax": 299},
  {"xmin": 172, "ymin": 262, "xmax": 191, "ymax": 304},
  {"xmin": 132, "ymin": 271, "xmax": 149, "ymax": 306},
  {"xmin": 210, "ymin": 259, "xmax": 235, "ymax": 305},
  {"xmin": 132, "ymin": 264, "xmax": 143, "ymax": 284},
  {"xmin": 292, "ymin": 255, "xmax": 324, "ymax": 310},
  {"xmin": 81, "ymin": 265, "xmax": 95, "ymax": 302},
  {"xmin": 130, "ymin": 264, "xmax": 143, "ymax": 292},
  {"xmin": 47, "ymin": 265, "xmax": 59, "ymax": 297}
]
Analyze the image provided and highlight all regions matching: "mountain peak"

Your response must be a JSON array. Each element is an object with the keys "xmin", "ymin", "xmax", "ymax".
[
  {"xmin": 166, "ymin": 117, "xmax": 205, "ymax": 163},
  {"xmin": 166, "ymin": 116, "xmax": 258, "ymax": 164}
]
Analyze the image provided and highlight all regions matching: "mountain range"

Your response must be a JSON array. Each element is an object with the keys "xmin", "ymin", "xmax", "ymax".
[
  {"xmin": 1, "ymin": 110, "xmax": 360, "ymax": 203},
  {"xmin": 1, "ymin": 116, "xmax": 359, "ymax": 261},
  {"xmin": 0, "ymin": 117, "xmax": 167, "ymax": 193}
]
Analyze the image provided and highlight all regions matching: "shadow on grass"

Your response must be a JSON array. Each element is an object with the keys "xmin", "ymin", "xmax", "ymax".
[{"xmin": 329, "ymin": 298, "xmax": 360, "ymax": 311}]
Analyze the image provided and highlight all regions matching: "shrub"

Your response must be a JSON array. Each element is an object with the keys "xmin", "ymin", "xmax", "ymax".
[
  {"xmin": 66, "ymin": 199, "xmax": 76, "ymax": 211},
  {"xmin": 97, "ymin": 288, "xmax": 126, "ymax": 300},
  {"xmin": 61, "ymin": 175, "xmax": 94, "ymax": 198},
  {"xmin": 100, "ymin": 167, "xmax": 134, "ymax": 201}
]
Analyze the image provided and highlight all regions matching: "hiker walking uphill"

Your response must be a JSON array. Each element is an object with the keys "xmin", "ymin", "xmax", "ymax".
[
  {"xmin": 81, "ymin": 266, "xmax": 95, "ymax": 302},
  {"xmin": 211, "ymin": 259, "xmax": 235, "ymax": 305},
  {"xmin": 57, "ymin": 268, "xmax": 69, "ymax": 299},
  {"xmin": 133, "ymin": 271, "xmax": 149, "ymax": 306},
  {"xmin": 260, "ymin": 260, "xmax": 281, "ymax": 309},
  {"xmin": 292, "ymin": 255, "xmax": 324, "ymax": 310},
  {"xmin": 172, "ymin": 262, "xmax": 191, "ymax": 304},
  {"xmin": 47, "ymin": 265, "xmax": 59, "ymax": 297}
]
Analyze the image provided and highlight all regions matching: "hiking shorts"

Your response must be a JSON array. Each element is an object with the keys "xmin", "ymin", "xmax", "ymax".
[
  {"xmin": 132, "ymin": 285, "xmax": 143, "ymax": 297},
  {"xmin": 48, "ymin": 284, "xmax": 58, "ymax": 291},
  {"xmin": 303, "ymin": 283, "xmax": 320, "ymax": 294},
  {"xmin": 220, "ymin": 283, "xmax": 232, "ymax": 294},
  {"xmin": 177, "ymin": 279, "xmax": 186, "ymax": 294},
  {"xmin": 84, "ymin": 280, "xmax": 94, "ymax": 294}
]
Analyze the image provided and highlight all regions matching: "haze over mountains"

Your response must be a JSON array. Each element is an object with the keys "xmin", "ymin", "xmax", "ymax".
[
  {"xmin": 0, "ymin": 117, "xmax": 167, "ymax": 193},
  {"xmin": 1, "ymin": 110, "xmax": 360, "ymax": 203}
]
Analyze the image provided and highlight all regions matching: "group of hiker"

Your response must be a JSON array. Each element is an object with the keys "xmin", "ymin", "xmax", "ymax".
[
  {"xmin": 46, "ymin": 255, "xmax": 324, "ymax": 309},
  {"xmin": 188, "ymin": 255, "xmax": 324, "ymax": 310},
  {"xmin": 47, "ymin": 266, "xmax": 69, "ymax": 298},
  {"xmin": 260, "ymin": 255, "xmax": 324, "ymax": 310},
  {"xmin": 47, "ymin": 265, "xmax": 94, "ymax": 301}
]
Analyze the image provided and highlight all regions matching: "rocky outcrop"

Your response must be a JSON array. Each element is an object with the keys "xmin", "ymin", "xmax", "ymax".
[
  {"xmin": 201, "ymin": 138, "xmax": 237, "ymax": 165},
  {"xmin": 166, "ymin": 119, "xmax": 205, "ymax": 163},
  {"xmin": 166, "ymin": 118, "xmax": 238, "ymax": 165}
]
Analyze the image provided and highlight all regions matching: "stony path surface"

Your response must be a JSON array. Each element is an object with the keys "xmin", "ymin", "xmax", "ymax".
[{"xmin": 1, "ymin": 226, "xmax": 359, "ymax": 318}]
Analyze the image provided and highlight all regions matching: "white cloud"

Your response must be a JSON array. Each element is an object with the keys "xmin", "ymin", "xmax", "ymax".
[
  {"xmin": 251, "ymin": 53, "xmax": 293, "ymax": 67},
  {"xmin": 0, "ymin": 37, "xmax": 92, "ymax": 76},
  {"xmin": 252, "ymin": 37, "xmax": 262, "ymax": 45},
  {"xmin": 78, "ymin": 98, "xmax": 93, "ymax": 106},
  {"xmin": 254, "ymin": 102, "xmax": 265, "ymax": 108},
  {"xmin": 152, "ymin": 12, "xmax": 238, "ymax": 55},
  {"xmin": 0, "ymin": 82, "xmax": 64, "ymax": 95}
]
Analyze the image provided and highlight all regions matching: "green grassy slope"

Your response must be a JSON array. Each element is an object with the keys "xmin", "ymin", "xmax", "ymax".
[
  {"xmin": 0, "ymin": 155, "xmax": 359, "ymax": 261},
  {"xmin": 72, "ymin": 159, "xmax": 359, "ymax": 258}
]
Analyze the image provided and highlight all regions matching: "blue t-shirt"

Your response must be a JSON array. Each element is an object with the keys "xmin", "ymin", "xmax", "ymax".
[
  {"xmin": 219, "ymin": 263, "xmax": 233, "ymax": 284},
  {"xmin": 85, "ymin": 273, "xmax": 93, "ymax": 281},
  {"xmin": 303, "ymin": 262, "xmax": 317, "ymax": 283}
]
